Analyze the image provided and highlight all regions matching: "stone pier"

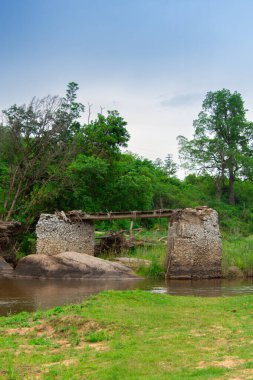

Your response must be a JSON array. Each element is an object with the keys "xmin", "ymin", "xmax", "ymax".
[
  {"xmin": 166, "ymin": 206, "xmax": 222, "ymax": 279},
  {"xmin": 36, "ymin": 214, "xmax": 94, "ymax": 256}
]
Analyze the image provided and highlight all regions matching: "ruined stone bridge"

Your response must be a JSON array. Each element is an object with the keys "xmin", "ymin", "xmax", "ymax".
[
  {"xmin": 36, "ymin": 206, "xmax": 222, "ymax": 279},
  {"xmin": 55, "ymin": 209, "xmax": 175, "ymax": 221}
]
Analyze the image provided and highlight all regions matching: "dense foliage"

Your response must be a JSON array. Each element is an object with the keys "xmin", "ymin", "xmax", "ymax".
[{"xmin": 0, "ymin": 84, "xmax": 252, "ymax": 247}]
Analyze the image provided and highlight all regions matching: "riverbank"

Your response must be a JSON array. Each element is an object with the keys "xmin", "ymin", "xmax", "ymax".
[
  {"xmin": 117, "ymin": 234, "xmax": 253, "ymax": 279},
  {"xmin": 1, "ymin": 290, "xmax": 253, "ymax": 379}
]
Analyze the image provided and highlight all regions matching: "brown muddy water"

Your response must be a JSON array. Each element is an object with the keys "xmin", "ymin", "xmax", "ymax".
[{"xmin": 1, "ymin": 277, "xmax": 253, "ymax": 316}]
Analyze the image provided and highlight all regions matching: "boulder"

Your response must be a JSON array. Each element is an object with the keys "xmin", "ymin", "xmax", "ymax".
[
  {"xmin": 14, "ymin": 251, "xmax": 138, "ymax": 279},
  {"xmin": 226, "ymin": 266, "xmax": 244, "ymax": 279},
  {"xmin": 0, "ymin": 256, "xmax": 13, "ymax": 277},
  {"xmin": 114, "ymin": 257, "xmax": 151, "ymax": 270}
]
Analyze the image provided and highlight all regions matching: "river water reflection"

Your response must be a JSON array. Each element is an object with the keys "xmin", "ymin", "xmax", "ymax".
[{"xmin": 1, "ymin": 277, "xmax": 253, "ymax": 316}]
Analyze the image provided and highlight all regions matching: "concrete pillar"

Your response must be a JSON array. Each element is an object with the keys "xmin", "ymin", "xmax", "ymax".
[
  {"xmin": 36, "ymin": 214, "xmax": 94, "ymax": 256},
  {"xmin": 166, "ymin": 206, "xmax": 222, "ymax": 279}
]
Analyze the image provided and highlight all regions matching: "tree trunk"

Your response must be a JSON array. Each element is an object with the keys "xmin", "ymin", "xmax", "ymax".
[
  {"xmin": 3, "ymin": 167, "xmax": 18, "ymax": 208},
  {"xmin": 215, "ymin": 164, "xmax": 225, "ymax": 200},
  {"xmin": 215, "ymin": 177, "xmax": 222, "ymax": 200},
  {"xmin": 6, "ymin": 179, "xmax": 23, "ymax": 220},
  {"xmin": 228, "ymin": 169, "xmax": 235, "ymax": 205}
]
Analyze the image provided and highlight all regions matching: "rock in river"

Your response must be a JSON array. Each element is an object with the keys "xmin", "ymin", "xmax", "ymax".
[
  {"xmin": 114, "ymin": 257, "xmax": 151, "ymax": 270},
  {"xmin": 14, "ymin": 251, "xmax": 138, "ymax": 279}
]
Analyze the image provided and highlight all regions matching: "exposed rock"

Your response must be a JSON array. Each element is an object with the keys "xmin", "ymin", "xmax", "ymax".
[
  {"xmin": 226, "ymin": 266, "xmax": 244, "ymax": 279},
  {"xmin": 0, "ymin": 257, "xmax": 13, "ymax": 277},
  {"xmin": 166, "ymin": 206, "xmax": 222, "ymax": 279},
  {"xmin": 14, "ymin": 251, "xmax": 138, "ymax": 279},
  {"xmin": 113, "ymin": 257, "xmax": 151, "ymax": 270},
  {"xmin": 36, "ymin": 214, "xmax": 94, "ymax": 256}
]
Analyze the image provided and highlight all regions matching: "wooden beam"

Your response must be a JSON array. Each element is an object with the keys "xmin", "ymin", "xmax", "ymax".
[{"xmin": 60, "ymin": 209, "xmax": 176, "ymax": 222}]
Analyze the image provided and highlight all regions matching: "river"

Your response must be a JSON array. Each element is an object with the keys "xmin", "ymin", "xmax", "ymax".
[{"xmin": 1, "ymin": 277, "xmax": 253, "ymax": 316}]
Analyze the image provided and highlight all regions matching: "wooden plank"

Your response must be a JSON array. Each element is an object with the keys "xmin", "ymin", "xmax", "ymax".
[{"xmin": 63, "ymin": 209, "xmax": 175, "ymax": 221}]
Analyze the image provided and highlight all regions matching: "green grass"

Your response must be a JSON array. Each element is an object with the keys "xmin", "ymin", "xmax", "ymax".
[
  {"xmin": 222, "ymin": 235, "xmax": 253, "ymax": 276},
  {"xmin": 126, "ymin": 244, "xmax": 166, "ymax": 279},
  {"xmin": 1, "ymin": 290, "xmax": 253, "ymax": 379}
]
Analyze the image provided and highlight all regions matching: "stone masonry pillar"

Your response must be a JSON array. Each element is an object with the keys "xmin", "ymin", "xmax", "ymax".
[
  {"xmin": 36, "ymin": 214, "xmax": 94, "ymax": 256},
  {"xmin": 166, "ymin": 206, "xmax": 222, "ymax": 279}
]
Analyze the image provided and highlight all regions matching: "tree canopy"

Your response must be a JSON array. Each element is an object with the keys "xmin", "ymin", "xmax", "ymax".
[{"xmin": 178, "ymin": 89, "xmax": 253, "ymax": 204}]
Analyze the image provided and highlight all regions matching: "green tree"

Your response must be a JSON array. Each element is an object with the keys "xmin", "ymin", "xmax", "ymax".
[
  {"xmin": 154, "ymin": 154, "xmax": 177, "ymax": 176},
  {"xmin": 58, "ymin": 82, "xmax": 85, "ymax": 136},
  {"xmin": 0, "ymin": 83, "xmax": 84, "ymax": 220},
  {"xmin": 66, "ymin": 155, "xmax": 109, "ymax": 211},
  {"xmin": 178, "ymin": 89, "xmax": 253, "ymax": 204},
  {"xmin": 79, "ymin": 110, "xmax": 130, "ymax": 159}
]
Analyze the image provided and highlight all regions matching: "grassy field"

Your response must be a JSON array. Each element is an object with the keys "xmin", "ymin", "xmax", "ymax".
[{"xmin": 1, "ymin": 290, "xmax": 253, "ymax": 379}]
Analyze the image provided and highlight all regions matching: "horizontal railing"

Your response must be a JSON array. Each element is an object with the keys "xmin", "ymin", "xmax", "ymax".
[{"xmin": 57, "ymin": 209, "xmax": 176, "ymax": 222}]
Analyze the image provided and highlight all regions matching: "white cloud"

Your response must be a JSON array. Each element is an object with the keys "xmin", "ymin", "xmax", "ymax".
[{"xmin": 160, "ymin": 93, "xmax": 202, "ymax": 108}]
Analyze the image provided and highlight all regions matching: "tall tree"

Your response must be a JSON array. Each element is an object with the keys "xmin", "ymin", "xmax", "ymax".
[
  {"xmin": 79, "ymin": 110, "xmax": 130, "ymax": 159},
  {"xmin": 154, "ymin": 154, "xmax": 177, "ymax": 176},
  {"xmin": 0, "ymin": 83, "xmax": 84, "ymax": 220},
  {"xmin": 178, "ymin": 89, "xmax": 253, "ymax": 204}
]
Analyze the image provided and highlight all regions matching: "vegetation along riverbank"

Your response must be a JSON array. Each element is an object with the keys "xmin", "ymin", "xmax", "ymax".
[
  {"xmin": 1, "ymin": 290, "xmax": 253, "ymax": 379},
  {"xmin": 0, "ymin": 86, "xmax": 252, "ymax": 275},
  {"xmin": 98, "ymin": 228, "xmax": 253, "ymax": 280}
]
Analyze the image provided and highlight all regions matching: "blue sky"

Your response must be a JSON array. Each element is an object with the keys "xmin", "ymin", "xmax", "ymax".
[{"xmin": 1, "ymin": 0, "xmax": 253, "ymax": 166}]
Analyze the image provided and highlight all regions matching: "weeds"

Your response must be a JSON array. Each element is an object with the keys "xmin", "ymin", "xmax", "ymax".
[
  {"xmin": 222, "ymin": 235, "xmax": 253, "ymax": 275},
  {"xmin": 86, "ymin": 330, "xmax": 109, "ymax": 343}
]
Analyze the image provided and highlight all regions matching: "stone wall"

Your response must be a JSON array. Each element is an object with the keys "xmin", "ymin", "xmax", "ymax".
[
  {"xmin": 166, "ymin": 206, "xmax": 222, "ymax": 279},
  {"xmin": 36, "ymin": 214, "xmax": 94, "ymax": 256}
]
